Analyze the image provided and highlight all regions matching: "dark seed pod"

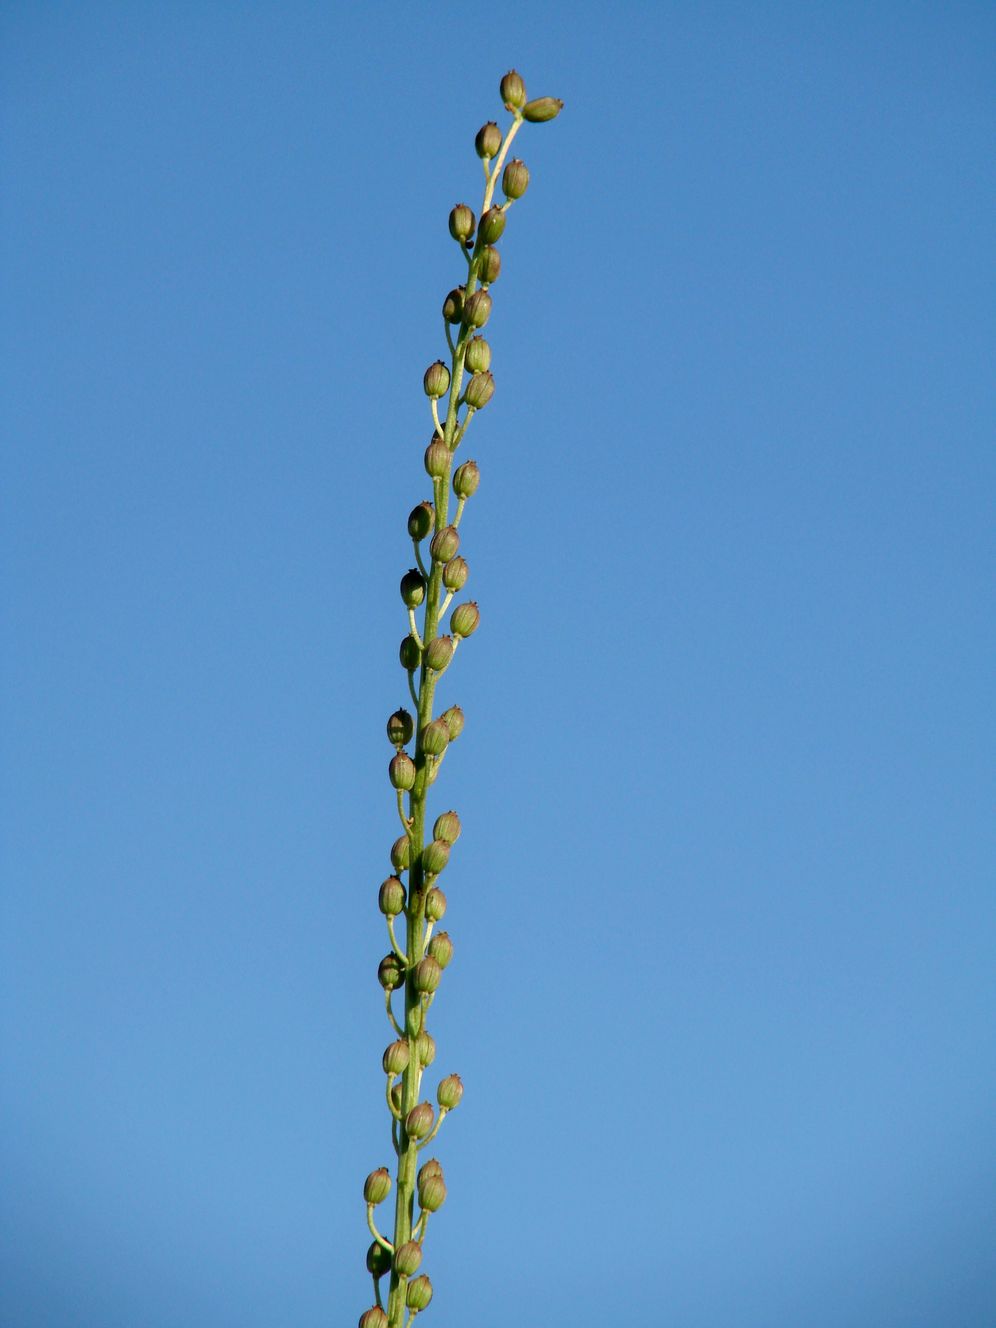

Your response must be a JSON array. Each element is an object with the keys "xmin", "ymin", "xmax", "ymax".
[
  {"xmin": 478, "ymin": 245, "xmax": 501, "ymax": 284},
  {"xmin": 422, "ymin": 838, "xmax": 451, "ymax": 876},
  {"xmin": 425, "ymin": 887, "xmax": 447, "ymax": 921},
  {"xmin": 441, "ymin": 705, "xmax": 464, "ymax": 739},
  {"xmin": 394, "ymin": 1241, "xmax": 423, "ymax": 1277},
  {"xmin": 423, "ymin": 361, "xmax": 450, "ymax": 399},
  {"xmin": 378, "ymin": 953, "xmax": 405, "ymax": 991},
  {"xmin": 424, "ymin": 636, "xmax": 454, "ymax": 672},
  {"xmin": 437, "ymin": 1072, "xmax": 463, "ymax": 1109},
  {"xmin": 522, "ymin": 96, "xmax": 564, "ymax": 122},
  {"xmin": 386, "ymin": 708, "xmax": 414, "ymax": 747},
  {"xmin": 400, "ymin": 568, "xmax": 426, "ymax": 608},
  {"xmin": 406, "ymin": 1276, "xmax": 433, "ymax": 1312},
  {"xmin": 464, "ymin": 336, "xmax": 491, "ymax": 374},
  {"xmin": 448, "ymin": 203, "xmax": 475, "ymax": 242},
  {"xmin": 450, "ymin": 601, "xmax": 480, "ymax": 638},
  {"xmin": 366, "ymin": 1240, "xmax": 392, "ymax": 1279},
  {"xmin": 442, "ymin": 285, "xmax": 465, "ymax": 324},
  {"xmin": 390, "ymin": 834, "xmax": 412, "ymax": 872},
  {"xmin": 408, "ymin": 501, "xmax": 435, "ymax": 541},
  {"xmin": 424, "ymin": 440, "xmax": 450, "ymax": 479},
  {"xmin": 364, "ymin": 1167, "xmax": 392, "ymax": 1205},
  {"xmin": 428, "ymin": 930, "xmax": 454, "ymax": 969},
  {"xmin": 399, "ymin": 635, "xmax": 421, "ymax": 671},
  {"xmin": 413, "ymin": 955, "xmax": 442, "ymax": 994},
  {"xmin": 453, "ymin": 460, "xmax": 480, "ymax": 498},
  {"xmin": 391, "ymin": 1082, "xmax": 403, "ymax": 1113},
  {"xmin": 432, "ymin": 810, "xmax": 461, "ymax": 843},
  {"xmin": 500, "ymin": 69, "xmax": 527, "ymax": 110},
  {"xmin": 429, "ymin": 525, "xmax": 460, "ymax": 563},
  {"xmin": 389, "ymin": 751, "xmax": 416, "ymax": 791},
  {"xmin": 421, "ymin": 717, "xmax": 450, "ymax": 756},
  {"xmin": 416, "ymin": 1030, "xmax": 436, "ymax": 1066},
  {"xmin": 502, "ymin": 157, "xmax": 530, "ymax": 200},
  {"xmin": 477, "ymin": 207, "xmax": 506, "ymax": 246},
  {"xmin": 382, "ymin": 1039, "xmax": 410, "ymax": 1075},
  {"xmin": 462, "ymin": 288, "xmax": 493, "ymax": 329},
  {"xmin": 465, "ymin": 371, "xmax": 495, "ymax": 409},
  {"xmin": 475, "ymin": 120, "xmax": 502, "ymax": 159},
  {"xmin": 378, "ymin": 875, "xmax": 406, "ymax": 916},
  {"xmin": 405, "ymin": 1101, "xmax": 435, "ymax": 1138}
]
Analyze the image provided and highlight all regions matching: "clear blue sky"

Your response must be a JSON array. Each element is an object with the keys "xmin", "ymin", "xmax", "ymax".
[{"xmin": 2, "ymin": 3, "xmax": 993, "ymax": 1325}]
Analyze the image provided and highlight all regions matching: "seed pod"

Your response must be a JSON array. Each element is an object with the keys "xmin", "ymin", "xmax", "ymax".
[
  {"xmin": 441, "ymin": 286, "xmax": 464, "ymax": 324},
  {"xmin": 413, "ymin": 955, "xmax": 442, "ymax": 994},
  {"xmin": 423, "ymin": 361, "xmax": 450, "ymax": 399},
  {"xmin": 478, "ymin": 245, "xmax": 501, "ymax": 284},
  {"xmin": 522, "ymin": 96, "xmax": 564, "ymax": 122},
  {"xmin": 421, "ymin": 717, "xmax": 450, "ymax": 756},
  {"xmin": 390, "ymin": 834, "xmax": 411, "ymax": 872},
  {"xmin": 389, "ymin": 751, "xmax": 416, "ymax": 791},
  {"xmin": 448, "ymin": 203, "xmax": 475, "ymax": 243},
  {"xmin": 437, "ymin": 1072, "xmax": 463, "ymax": 1109},
  {"xmin": 386, "ymin": 708, "xmax": 414, "ymax": 748},
  {"xmin": 400, "ymin": 568, "xmax": 426, "ymax": 608},
  {"xmin": 462, "ymin": 288, "xmax": 493, "ymax": 328},
  {"xmin": 408, "ymin": 501, "xmax": 434, "ymax": 541},
  {"xmin": 405, "ymin": 1101, "xmax": 435, "ymax": 1138},
  {"xmin": 417, "ymin": 1174, "xmax": 446, "ymax": 1213},
  {"xmin": 424, "ymin": 636, "xmax": 454, "ymax": 672},
  {"xmin": 429, "ymin": 525, "xmax": 459, "ymax": 563},
  {"xmin": 465, "ymin": 371, "xmax": 495, "ymax": 409},
  {"xmin": 500, "ymin": 69, "xmax": 527, "ymax": 110},
  {"xmin": 502, "ymin": 157, "xmax": 530, "ymax": 200},
  {"xmin": 382, "ymin": 1039, "xmax": 410, "ymax": 1075},
  {"xmin": 478, "ymin": 206, "xmax": 506, "ymax": 246},
  {"xmin": 378, "ymin": 875, "xmax": 406, "ymax": 916},
  {"xmin": 441, "ymin": 705, "xmax": 464, "ymax": 739},
  {"xmin": 425, "ymin": 887, "xmax": 447, "ymax": 921},
  {"xmin": 378, "ymin": 953, "xmax": 405, "ymax": 991},
  {"xmin": 359, "ymin": 1307, "xmax": 389, "ymax": 1328},
  {"xmin": 364, "ymin": 1167, "xmax": 392, "ymax": 1205},
  {"xmin": 424, "ymin": 441, "xmax": 450, "ymax": 479},
  {"xmin": 399, "ymin": 635, "xmax": 421, "ymax": 672},
  {"xmin": 394, "ymin": 1241, "xmax": 423, "ymax": 1277},
  {"xmin": 366, "ymin": 1240, "xmax": 392, "ymax": 1279},
  {"xmin": 428, "ymin": 930, "xmax": 454, "ymax": 969},
  {"xmin": 464, "ymin": 336, "xmax": 491, "ymax": 374},
  {"xmin": 452, "ymin": 460, "xmax": 480, "ymax": 499},
  {"xmin": 418, "ymin": 1157, "xmax": 443, "ymax": 1185},
  {"xmin": 442, "ymin": 556, "xmax": 469, "ymax": 591},
  {"xmin": 406, "ymin": 1276, "xmax": 433, "ymax": 1312},
  {"xmin": 391, "ymin": 1081, "xmax": 403, "ymax": 1113},
  {"xmin": 422, "ymin": 838, "xmax": 451, "ymax": 876},
  {"xmin": 432, "ymin": 810, "xmax": 461, "ymax": 844},
  {"xmin": 416, "ymin": 1030, "xmax": 436, "ymax": 1066},
  {"xmin": 450, "ymin": 601, "xmax": 480, "ymax": 638},
  {"xmin": 475, "ymin": 120, "xmax": 502, "ymax": 159}
]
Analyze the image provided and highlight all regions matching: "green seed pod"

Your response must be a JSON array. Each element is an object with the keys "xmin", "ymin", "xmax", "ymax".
[
  {"xmin": 359, "ymin": 1307, "xmax": 389, "ymax": 1328},
  {"xmin": 437, "ymin": 1072, "xmax": 463, "ymax": 1109},
  {"xmin": 452, "ymin": 460, "xmax": 480, "ymax": 499},
  {"xmin": 394, "ymin": 1240, "xmax": 423, "ymax": 1278},
  {"xmin": 450, "ymin": 601, "xmax": 480, "ymax": 638},
  {"xmin": 502, "ymin": 157, "xmax": 530, "ymax": 199},
  {"xmin": 399, "ymin": 635, "xmax": 421, "ymax": 672},
  {"xmin": 477, "ymin": 207, "xmax": 506, "ymax": 246},
  {"xmin": 400, "ymin": 568, "xmax": 426, "ymax": 608},
  {"xmin": 418, "ymin": 1157, "xmax": 443, "ymax": 1185},
  {"xmin": 428, "ymin": 930, "xmax": 454, "ymax": 969},
  {"xmin": 443, "ymin": 557, "xmax": 469, "ymax": 592},
  {"xmin": 424, "ymin": 635, "xmax": 454, "ymax": 673},
  {"xmin": 425, "ymin": 886, "xmax": 447, "ymax": 921},
  {"xmin": 390, "ymin": 834, "xmax": 411, "ymax": 873},
  {"xmin": 386, "ymin": 708, "xmax": 414, "ymax": 748},
  {"xmin": 465, "ymin": 371, "xmax": 495, "ymax": 409},
  {"xmin": 421, "ymin": 717, "xmax": 450, "ymax": 757},
  {"xmin": 406, "ymin": 1276, "xmax": 433, "ymax": 1312},
  {"xmin": 448, "ymin": 203, "xmax": 475, "ymax": 242},
  {"xmin": 416, "ymin": 1030, "xmax": 436, "ymax": 1066},
  {"xmin": 475, "ymin": 120, "xmax": 502, "ymax": 159},
  {"xmin": 441, "ymin": 705, "xmax": 464, "ymax": 740},
  {"xmin": 432, "ymin": 809, "xmax": 461, "ymax": 844},
  {"xmin": 429, "ymin": 525, "xmax": 459, "ymax": 563},
  {"xmin": 382, "ymin": 1038, "xmax": 410, "ymax": 1075},
  {"xmin": 462, "ymin": 289, "xmax": 492, "ymax": 331},
  {"xmin": 413, "ymin": 955, "xmax": 442, "ymax": 994},
  {"xmin": 405, "ymin": 1100, "xmax": 435, "ymax": 1138},
  {"xmin": 378, "ymin": 953, "xmax": 405, "ymax": 991},
  {"xmin": 408, "ymin": 501, "xmax": 434, "ymax": 541},
  {"xmin": 424, "ymin": 441, "xmax": 450, "ymax": 479},
  {"xmin": 417, "ymin": 1173, "xmax": 446, "ymax": 1213},
  {"xmin": 389, "ymin": 751, "xmax": 416, "ymax": 791},
  {"xmin": 500, "ymin": 69, "xmax": 527, "ymax": 110},
  {"xmin": 421, "ymin": 838, "xmax": 451, "ymax": 876},
  {"xmin": 478, "ymin": 245, "xmax": 501, "ymax": 285},
  {"xmin": 366, "ymin": 1240, "xmax": 392, "ymax": 1279},
  {"xmin": 441, "ymin": 285, "xmax": 464, "ymax": 324},
  {"xmin": 423, "ymin": 360, "xmax": 450, "ymax": 399},
  {"xmin": 391, "ymin": 1081, "xmax": 403, "ymax": 1113},
  {"xmin": 364, "ymin": 1167, "xmax": 392, "ymax": 1205},
  {"xmin": 378, "ymin": 875, "xmax": 406, "ymax": 916},
  {"xmin": 522, "ymin": 96, "xmax": 564, "ymax": 122},
  {"xmin": 464, "ymin": 336, "xmax": 491, "ymax": 374}
]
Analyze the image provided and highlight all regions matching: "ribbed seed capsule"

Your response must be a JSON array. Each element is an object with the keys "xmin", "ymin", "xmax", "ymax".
[
  {"xmin": 364, "ymin": 1167, "xmax": 392, "ymax": 1205},
  {"xmin": 462, "ymin": 289, "xmax": 492, "ymax": 329},
  {"xmin": 421, "ymin": 718, "xmax": 450, "ymax": 756},
  {"xmin": 477, "ymin": 207, "xmax": 506, "ymax": 246},
  {"xmin": 441, "ymin": 705, "xmax": 464, "ymax": 739},
  {"xmin": 448, "ymin": 203, "xmax": 475, "ymax": 242},
  {"xmin": 366, "ymin": 1240, "xmax": 392, "ymax": 1279},
  {"xmin": 428, "ymin": 930, "xmax": 454, "ymax": 969},
  {"xmin": 413, "ymin": 955, "xmax": 442, "ymax": 994},
  {"xmin": 453, "ymin": 460, "xmax": 480, "ymax": 498},
  {"xmin": 416, "ymin": 1030, "xmax": 436, "ymax": 1066},
  {"xmin": 500, "ymin": 69, "xmax": 527, "ymax": 110},
  {"xmin": 418, "ymin": 1157, "xmax": 443, "ymax": 1185},
  {"xmin": 390, "ymin": 834, "xmax": 411, "ymax": 872},
  {"xmin": 424, "ymin": 441, "xmax": 450, "ymax": 478},
  {"xmin": 464, "ymin": 336, "xmax": 491, "ymax": 374},
  {"xmin": 359, "ymin": 1307, "xmax": 389, "ymax": 1328},
  {"xmin": 386, "ymin": 708, "xmax": 414, "ymax": 747},
  {"xmin": 442, "ymin": 556, "xmax": 469, "ymax": 591},
  {"xmin": 405, "ymin": 1101, "xmax": 435, "ymax": 1138},
  {"xmin": 378, "ymin": 875, "xmax": 406, "ymax": 916},
  {"xmin": 478, "ymin": 245, "xmax": 501, "ymax": 284},
  {"xmin": 389, "ymin": 751, "xmax": 416, "ymax": 791},
  {"xmin": 424, "ymin": 636, "xmax": 454, "ymax": 672},
  {"xmin": 417, "ymin": 1171, "xmax": 447, "ymax": 1211},
  {"xmin": 437, "ymin": 1072, "xmax": 463, "ymax": 1109},
  {"xmin": 422, "ymin": 838, "xmax": 451, "ymax": 876},
  {"xmin": 475, "ymin": 120, "xmax": 502, "ymax": 159},
  {"xmin": 399, "ymin": 635, "xmax": 421, "ymax": 671},
  {"xmin": 378, "ymin": 953, "xmax": 405, "ymax": 991},
  {"xmin": 522, "ymin": 96, "xmax": 564, "ymax": 122},
  {"xmin": 406, "ymin": 1276, "xmax": 433, "ymax": 1312},
  {"xmin": 394, "ymin": 1241, "xmax": 423, "ymax": 1277},
  {"xmin": 465, "ymin": 371, "xmax": 495, "ymax": 409},
  {"xmin": 450, "ymin": 601, "xmax": 480, "ymax": 638},
  {"xmin": 441, "ymin": 286, "xmax": 464, "ymax": 324},
  {"xmin": 502, "ymin": 157, "xmax": 530, "ymax": 199},
  {"xmin": 429, "ymin": 525, "xmax": 459, "ymax": 563},
  {"xmin": 382, "ymin": 1039, "xmax": 410, "ymax": 1075},
  {"xmin": 400, "ymin": 568, "xmax": 426, "ymax": 607},
  {"xmin": 425, "ymin": 887, "xmax": 447, "ymax": 921},
  {"xmin": 423, "ymin": 361, "xmax": 450, "ymax": 398},
  {"xmin": 408, "ymin": 501, "xmax": 434, "ymax": 541},
  {"xmin": 433, "ymin": 810, "xmax": 461, "ymax": 843}
]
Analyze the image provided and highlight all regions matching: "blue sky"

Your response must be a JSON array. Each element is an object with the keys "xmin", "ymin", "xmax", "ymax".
[{"xmin": 2, "ymin": 3, "xmax": 993, "ymax": 1325}]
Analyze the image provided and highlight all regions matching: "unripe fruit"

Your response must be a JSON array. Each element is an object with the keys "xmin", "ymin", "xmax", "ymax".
[
  {"xmin": 389, "ymin": 752, "xmax": 416, "ymax": 791},
  {"xmin": 378, "ymin": 953, "xmax": 405, "ymax": 991},
  {"xmin": 378, "ymin": 875, "xmax": 406, "ymax": 916},
  {"xmin": 477, "ymin": 207, "xmax": 506, "ymax": 246},
  {"xmin": 448, "ymin": 203, "xmax": 475, "ymax": 242},
  {"xmin": 406, "ymin": 1276, "xmax": 433, "ymax": 1311},
  {"xmin": 425, "ymin": 886, "xmax": 447, "ymax": 921},
  {"xmin": 432, "ymin": 810, "xmax": 461, "ymax": 844},
  {"xmin": 450, "ymin": 601, "xmax": 480, "ymax": 638},
  {"xmin": 416, "ymin": 1030, "xmax": 436, "ymax": 1066},
  {"xmin": 428, "ymin": 930, "xmax": 454, "ymax": 969},
  {"xmin": 441, "ymin": 705, "xmax": 464, "ymax": 739},
  {"xmin": 502, "ymin": 157, "xmax": 530, "ymax": 199},
  {"xmin": 522, "ymin": 96, "xmax": 564, "ymax": 122},
  {"xmin": 366, "ymin": 1240, "xmax": 392, "ymax": 1279},
  {"xmin": 382, "ymin": 1039, "xmax": 410, "ymax": 1075},
  {"xmin": 408, "ymin": 501, "xmax": 434, "ymax": 541},
  {"xmin": 405, "ymin": 1101, "xmax": 434, "ymax": 1138},
  {"xmin": 386, "ymin": 708, "xmax": 414, "ymax": 747},
  {"xmin": 424, "ymin": 440, "xmax": 450, "ymax": 479},
  {"xmin": 364, "ymin": 1167, "xmax": 391, "ymax": 1205},
  {"xmin": 465, "ymin": 371, "xmax": 495, "ymax": 409},
  {"xmin": 442, "ymin": 556, "xmax": 469, "ymax": 591},
  {"xmin": 359, "ymin": 1307, "xmax": 389, "ymax": 1328},
  {"xmin": 424, "ymin": 635, "xmax": 454, "ymax": 672},
  {"xmin": 418, "ymin": 1157, "xmax": 443, "ymax": 1185},
  {"xmin": 400, "ymin": 568, "xmax": 426, "ymax": 607},
  {"xmin": 437, "ymin": 1072, "xmax": 463, "ymax": 1109},
  {"xmin": 441, "ymin": 286, "xmax": 464, "ymax": 324},
  {"xmin": 394, "ymin": 1240, "xmax": 423, "ymax": 1277},
  {"xmin": 429, "ymin": 525, "xmax": 459, "ymax": 563},
  {"xmin": 500, "ymin": 69, "xmax": 527, "ymax": 110},
  {"xmin": 399, "ymin": 635, "xmax": 421, "ymax": 671},
  {"xmin": 464, "ymin": 336, "xmax": 491, "ymax": 374},
  {"xmin": 413, "ymin": 955, "xmax": 442, "ymax": 994},
  {"xmin": 423, "ymin": 361, "xmax": 450, "ymax": 399},
  {"xmin": 462, "ymin": 289, "xmax": 492, "ymax": 329},
  {"xmin": 390, "ymin": 834, "xmax": 411, "ymax": 872},
  {"xmin": 453, "ymin": 460, "xmax": 480, "ymax": 499},
  {"xmin": 391, "ymin": 1082, "xmax": 403, "ymax": 1113},
  {"xmin": 475, "ymin": 120, "xmax": 502, "ymax": 159},
  {"xmin": 478, "ymin": 245, "xmax": 501, "ymax": 284},
  {"xmin": 422, "ymin": 838, "xmax": 451, "ymax": 876},
  {"xmin": 418, "ymin": 1170, "xmax": 447, "ymax": 1212},
  {"xmin": 421, "ymin": 717, "xmax": 450, "ymax": 756}
]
